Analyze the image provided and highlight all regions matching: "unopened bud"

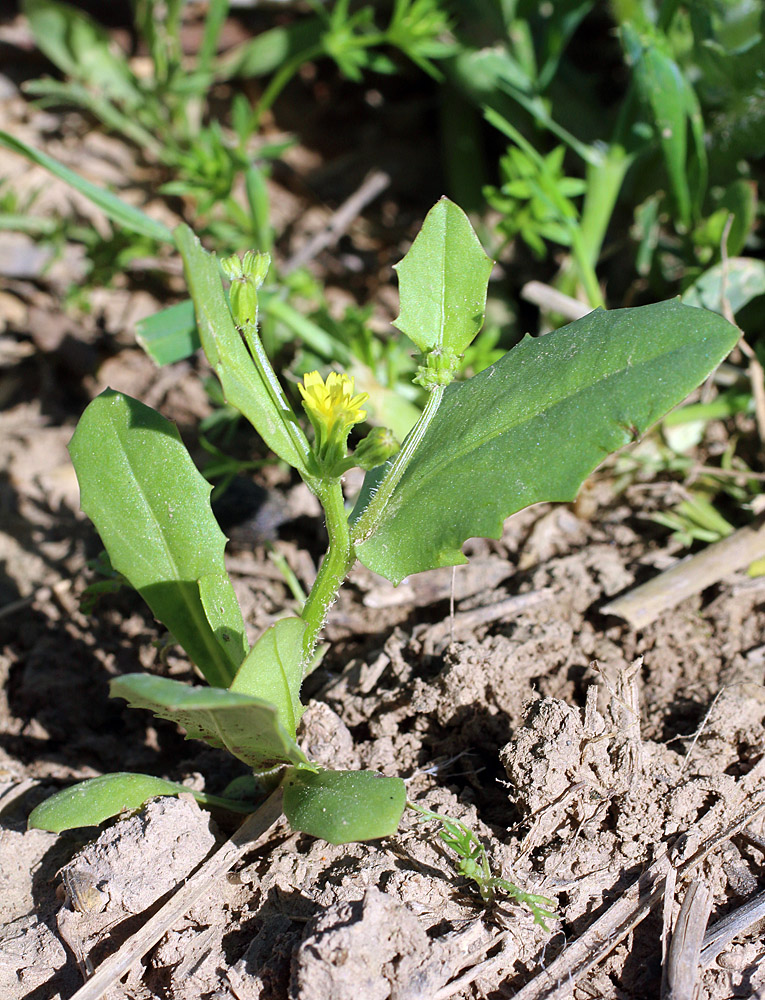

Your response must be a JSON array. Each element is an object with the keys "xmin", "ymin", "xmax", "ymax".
[
  {"xmin": 413, "ymin": 345, "xmax": 460, "ymax": 389},
  {"xmin": 352, "ymin": 426, "xmax": 400, "ymax": 471},
  {"xmin": 222, "ymin": 251, "xmax": 271, "ymax": 329}
]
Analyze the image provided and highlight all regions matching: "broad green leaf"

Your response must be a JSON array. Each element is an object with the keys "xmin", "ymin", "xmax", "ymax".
[
  {"xmin": 393, "ymin": 197, "xmax": 493, "ymax": 357},
  {"xmin": 111, "ymin": 674, "xmax": 307, "ymax": 770},
  {"xmin": 135, "ymin": 300, "xmax": 200, "ymax": 366},
  {"xmin": 175, "ymin": 226, "xmax": 310, "ymax": 475},
  {"xmin": 283, "ymin": 768, "xmax": 407, "ymax": 845},
  {"xmin": 70, "ymin": 390, "xmax": 246, "ymax": 687},
  {"xmin": 230, "ymin": 617, "xmax": 307, "ymax": 736},
  {"xmin": 0, "ymin": 131, "xmax": 172, "ymax": 243},
  {"xmin": 682, "ymin": 257, "xmax": 765, "ymax": 316},
  {"xmin": 199, "ymin": 573, "xmax": 249, "ymax": 673},
  {"xmin": 23, "ymin": 0, "xmax": 143, "ymax": 105},
  {"xmin": 27, "ymin": 772, "xmax": 253, "ymax": 833},
  {"xmin": 356, "ymin": 300, "xmax": 739, "ymax": 584}
]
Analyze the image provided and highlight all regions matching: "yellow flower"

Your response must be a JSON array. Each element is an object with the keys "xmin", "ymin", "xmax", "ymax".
[
  {"xmin": 298, "ymin": 371, "xmax": 369, "ymax": 474},
  {"xmin": 299, "ymin": 371, "xmax": 368, "ymax": 434}
]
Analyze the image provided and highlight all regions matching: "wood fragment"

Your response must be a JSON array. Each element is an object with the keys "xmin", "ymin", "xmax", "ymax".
[
  {"xmin": 662, "ymin": 880, "xmax": 711, "ymax": 1000},
  {"xmin": 700, "ymin": 888, "xmax": 765, "ymax": 968},
  {"xmin": 283, "ymin": 169, "xmax": 390, "ymax": 274},
  {"xmin": 508, "ymin": 852, "xmax": 674, "ymax": 1000},
  {"xmin": 67, "ymin": 787, "xmax": 285, "ymax": 1000},
  {"xmin": 506, "ymin": 801, "xmax": 765, "ymax": 1000},
  {"xmin": 601, "ymin": 515, "xmax": 765, "ymax": 629},
  {"xmin": 520, "ymin": 281, "xmax": 592, "ymax": 321}
]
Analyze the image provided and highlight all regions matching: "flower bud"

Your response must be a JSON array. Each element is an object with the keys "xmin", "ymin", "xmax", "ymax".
[
  {"xmin": 222, "ymin": 251, "xmax": 271, "ymax": 330},
  {"xmin": 352, "ymin": 426, "xmax": 400, "ymax": 471},
  {"xmin": 413, "ymin": 345, "xmax": 461, "ymax": 389}
]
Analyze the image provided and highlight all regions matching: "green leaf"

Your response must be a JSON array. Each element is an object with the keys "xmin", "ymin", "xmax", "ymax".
[
  {"xmin": 628, "ymin": 28, "xmax": 707, "ymax": 226},
  {"xmin": 135, "ymin": 300, "xmax": 200, "ymax": 366},
  {"xmin": 356, "ymin": 300, "xmax": 739, "ymax": 584},
  {"xmin": 23, "ymin": 0, "xmax": 143, "ymax": 106},
  {"xmin": 70, "ymin": 390, "xmax": 246, "ymax": 687},
  {"xmin": 682, "ymin": 257, "xmax": 765, "ymax": 315},
  {"xmin": 0, "ymin": 131, "xmax": 172, "ymax": 243},
  {"xmin": 283, "ymin": 768, "xmax": 407, "ymax": 844},
  {"xmin": 28, "ymin": 772, "xmax": 255, "ymax": 832},
  {"xmin": 198, "ymin": 573, "xmax": 249, "ymax": 673},
  {"xmin": 393, "ymin": 197, "xmax": 493, "ymax": 356},
  {"xmin": 175, "ymin": 226, "xmax": 310, "ymax": 475},
  {"xmin": 28, "ymin": 774, "xmax": 191, "ymax": 832},
  {"xmin": 230, "ymin": 617, "xmax": 307, "ymax": 736},
  {"xmin": 111, "ymin": 674, "xmax": 307, "ymax": 770}
]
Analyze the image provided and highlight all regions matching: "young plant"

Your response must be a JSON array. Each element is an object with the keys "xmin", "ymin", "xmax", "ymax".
[{"xmin": 29, "ymin": 199, "xmax": 738, "ymax": 917}]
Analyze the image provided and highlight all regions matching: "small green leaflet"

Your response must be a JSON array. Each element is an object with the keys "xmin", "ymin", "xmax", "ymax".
[{"xmin": 393, "ymin": 197, "xmax": 493, "ymax": 357}]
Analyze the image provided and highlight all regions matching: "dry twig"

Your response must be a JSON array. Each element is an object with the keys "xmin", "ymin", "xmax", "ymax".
[
  {"xmin": 282, "ymin": 169, "xmax": 390, "ymax": 274},
  {"xmin": 601, "ymin": 515, "xmax": 765, "ymax": 629}
]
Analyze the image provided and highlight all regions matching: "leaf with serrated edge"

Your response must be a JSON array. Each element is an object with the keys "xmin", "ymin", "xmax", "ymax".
[
  {"xmin": 111, "ymin": 674, "xmax": 307, "ymax": 771},
  {"xmin": 283, "ymin": 768, "xmax": 406, "ymax": 845},
  {"xmin": 356, "ymin": 301, "xmax": 738, "ymax": 584},
  {"xmin": 70, "ymin": 390, "xmax": 246, "ymax": 686},
  {"xmin": 229, "ymin": 617, "xmax": 306, "ymax": 736},
  {"xmin": 393, "ymin": 197, "xmax": 493, "ymax": 356}
]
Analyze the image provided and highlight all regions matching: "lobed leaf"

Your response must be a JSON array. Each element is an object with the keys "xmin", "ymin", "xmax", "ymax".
[
  {"xmin": 111, "ymin": 674, "xmax": 307, "ymax": 771},
  {"xmin": 70, "ymin": 390, "xmax": 246, "ymax": 686},
  {"xmin": 356, "ymin": 300, "xmax": 739, "ymax": 584},
  {"xmin": 393, "ymin": 197, "xmax": 493, "ymax": 357},
  {"xmin": 283, "ymin": 768, "xmax": 407, "ymax": 845}
]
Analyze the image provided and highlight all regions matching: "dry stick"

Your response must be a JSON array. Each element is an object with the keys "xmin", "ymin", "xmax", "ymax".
[
  {"xmin": 67, "ymin": 787, "xmax": 285, "ymax": 1000},
  {"xmin": 662, "ymin": 880, "xmax": 712, "ymax": 1000},
  {"xmin": 699, "ymin": 887, "xmax": 765, "ymax": 968},
  {"xmin": 601, "ymin": 514, "xmax": 765, "ymax": 629},
  {"xmin": 425, "ymin": 589, "xmax": 554, "ymax": 646},
  {"xmin": 282, "ymin": 169, "xmax": 390, "ymax": 274},
  {"xmin": 680, "ymin": 687, "xmax": 726, "ymax": 774},
  {"xmin": 507, "ymin": 802, "xmax": 765, "ymax": 1000},
  {"xmin": 520, "ymin": 281, "xmax": 592, "ymax": 322},
  {"xmin": 688, "ymin": 464, "xmax": 765, "ymax": 483}
]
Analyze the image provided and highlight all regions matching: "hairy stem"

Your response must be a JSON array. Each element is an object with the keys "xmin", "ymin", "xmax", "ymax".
[
  {"xmin": 300, "ymin": 478, "xmax": 354, "ymax": 670},
  {"xmin": 351, "ymin": 383, "xmax": 445, "ymax": 545}
]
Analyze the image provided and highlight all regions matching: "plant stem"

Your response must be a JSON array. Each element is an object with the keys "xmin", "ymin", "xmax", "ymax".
[
  {"xmin": 351, "ymin": 384, "xmax": 445, "ymax": 544},
  {"xmin": 300, "ymin": 478, "xmax": 354, "ymax": 669}
]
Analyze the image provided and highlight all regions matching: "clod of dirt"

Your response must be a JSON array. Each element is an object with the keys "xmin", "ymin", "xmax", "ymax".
[
  {"xmin": 56, "ymin": 795, "xmax": 218, "ymax": 974},
  {"xmin": 290, "ymin": 886, "xmax": 439, "ymax": 1000},
  {"xmin": 298, "ymin": 699, "xmax": 361, "ymax": 771},
  {"xmin": 0, "ymin": 913, "xmax": 68, "ymax": 997}
]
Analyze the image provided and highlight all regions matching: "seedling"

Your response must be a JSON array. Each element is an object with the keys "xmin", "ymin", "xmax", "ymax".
[
  {"xmin": 409, "ymin": 803, "xmax": 558, "ymax": 929},
  {"xmin": 28, "ymin": 198, "xmax": 738, "ymax": 924}
]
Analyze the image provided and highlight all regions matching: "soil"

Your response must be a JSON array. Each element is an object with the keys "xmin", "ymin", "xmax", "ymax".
[{"xmin": 2, "ymin": 8, "xmax": 765, "ymax": 1000}]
